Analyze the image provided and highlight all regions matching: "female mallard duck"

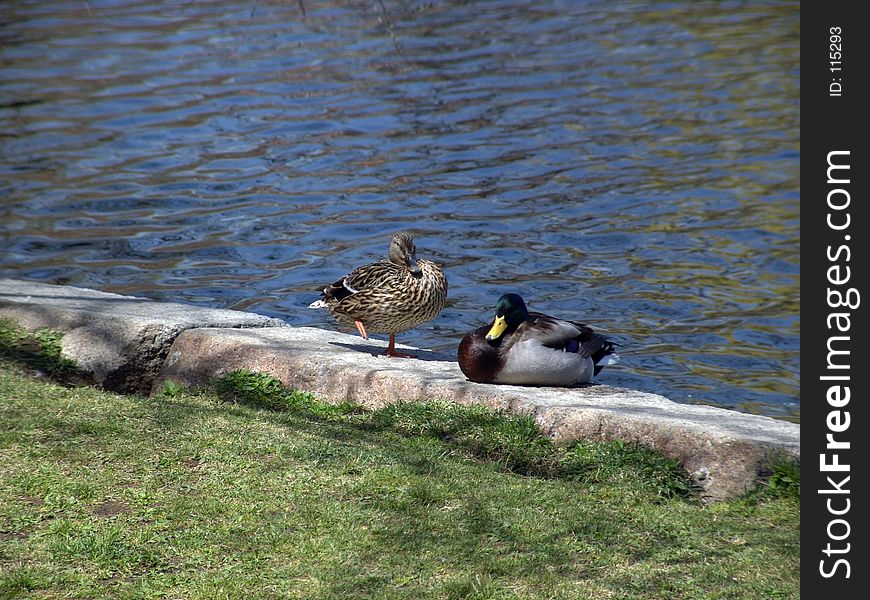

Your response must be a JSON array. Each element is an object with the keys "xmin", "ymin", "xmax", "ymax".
[
  {"xmin": 309, "ymin": 231, "xmax": 448, "ymax": 357},
  {"xmin": 458, "ymin": 293, "xmax": 619, "ymax": 385}
]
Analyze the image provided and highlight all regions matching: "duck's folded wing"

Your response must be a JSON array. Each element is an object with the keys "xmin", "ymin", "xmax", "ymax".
[
  {"xmin": 527, "ymin": 313, "xmax": 615, "ymax": 359},
  {"xmin": 324, "ymin": 261, "xmax": 405, "ymax": 316},
  {"xmin": 525, "ymin": 313, "xmax": 590, "ymax": 348},
  {"xmin": 343, "ymin": 261, "xmax": 401, "ymax": 292},
  {"xmin": 321, "ymin": 261, "xmax": 399, "ymax": 302}
]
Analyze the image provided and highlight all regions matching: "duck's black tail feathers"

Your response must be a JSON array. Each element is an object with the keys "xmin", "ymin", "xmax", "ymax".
[{"xmin": 585, "ymin": 334, "xmax": 620, "ymax": 376}]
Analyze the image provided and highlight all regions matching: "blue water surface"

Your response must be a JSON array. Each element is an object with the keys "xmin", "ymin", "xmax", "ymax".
[{"xmin": 0, "ymin": 0, "xmax": 800, "ymax": 421}]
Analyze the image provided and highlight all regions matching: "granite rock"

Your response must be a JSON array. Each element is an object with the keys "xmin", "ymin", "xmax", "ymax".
[{"xmin": 0, "ymin": 278, "xmax": 287, "ymax": 393}]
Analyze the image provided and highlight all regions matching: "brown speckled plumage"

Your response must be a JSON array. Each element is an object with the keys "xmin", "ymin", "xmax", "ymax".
[{"xmin": 310, "ymin": 232, "xmax": 448, "ymax": 338}]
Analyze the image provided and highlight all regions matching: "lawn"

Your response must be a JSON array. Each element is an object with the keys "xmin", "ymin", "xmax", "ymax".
[{"xmin": 0, "ymin": 321, "xmax": 799, "ymax": 599}]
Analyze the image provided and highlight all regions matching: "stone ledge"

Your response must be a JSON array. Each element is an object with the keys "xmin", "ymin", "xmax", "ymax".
[
  {"xmin": 155, "ymin": 326, "xmax": 800, "ymax": 502},
  {"xmin": 0, "ymin": 278, "xmax": 287, "ymax": 393},
  {"xmin": 1, "ymin": 279, "xmax": 800, "ymax": 501}
]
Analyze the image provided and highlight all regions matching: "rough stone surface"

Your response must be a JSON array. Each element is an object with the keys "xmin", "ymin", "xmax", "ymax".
[
  {"xmin": 155, "ymin": 326, "xmax": 800, "ymax": 502},
  {"xmin": 0, "ymin": 278, "xmax": 287, "ymax": 393}
]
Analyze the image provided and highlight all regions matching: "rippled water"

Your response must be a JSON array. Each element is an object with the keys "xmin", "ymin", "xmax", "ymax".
[{"xmin": 1, "ymin": 0, "xmax": 799, "ymax": 421}]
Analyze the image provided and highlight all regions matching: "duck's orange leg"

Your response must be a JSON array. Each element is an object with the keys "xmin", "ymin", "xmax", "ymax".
[
  {"xmin": 354, "ymin": 320, "xmax": 368, "ymax": 340},
  {"xmin": 385, "ymin": 334, "xmax": 415, "ymax": 358}
]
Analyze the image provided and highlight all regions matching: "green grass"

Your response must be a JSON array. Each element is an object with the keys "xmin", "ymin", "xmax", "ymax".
[
  {"xmin": 750, "ymin": 454, "xmax": 800, "ymax": 502},
  {"xmin": 208, "ymin": 370, "xmax": 695, "ymax": 501},
  {"xmin": 0, "ymin": 322, "xmax": 800, "ymax": 599},
  {"xmin": 0, "ymin": 318, "xmax": 87, "ymax": 384}
]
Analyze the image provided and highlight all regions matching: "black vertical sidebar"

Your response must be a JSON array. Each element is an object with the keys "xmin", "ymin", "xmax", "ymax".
[{"xmin": 802, "ymin": 2, "xmax": 868, "ymax": 597}]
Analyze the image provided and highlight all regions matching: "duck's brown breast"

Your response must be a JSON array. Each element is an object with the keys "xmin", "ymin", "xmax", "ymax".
[{"xmin": 457, "ymin": 327, "xmax": 502, "ymax": 383}]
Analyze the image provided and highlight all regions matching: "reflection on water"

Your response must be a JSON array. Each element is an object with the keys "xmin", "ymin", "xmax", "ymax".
[{"xmin": 0, "ymin": 0, "xmax": 799, "ymax": 421}]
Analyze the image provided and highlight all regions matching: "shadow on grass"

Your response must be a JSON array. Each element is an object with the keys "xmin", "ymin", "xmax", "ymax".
[
  {"xmin": 0, "ymin": 318, "xmax": 91, "ymax": 386},
  {"xmin": 201, "ymin": 368, "xmax": 698, "ymax": 501},
  {"xmin": 204, "ymin": 368, "xmax": 799, "ymax": 504}
]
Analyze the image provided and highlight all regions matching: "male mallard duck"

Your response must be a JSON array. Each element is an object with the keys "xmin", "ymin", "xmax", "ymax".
[
  {"xmin": 309, "ymin": 231, "xmax": 448, "ymax": 357},
  {"xmin": 458, "ymin": 293, "xmax": 619, "ymax": 385}
]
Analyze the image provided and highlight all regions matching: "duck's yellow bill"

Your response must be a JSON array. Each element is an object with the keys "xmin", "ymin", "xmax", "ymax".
[{"xmin": 485, "ymin": 315, "xmax": 507, "ymax": 341}]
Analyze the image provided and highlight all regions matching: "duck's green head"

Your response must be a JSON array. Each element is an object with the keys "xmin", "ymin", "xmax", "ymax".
[{"xmin": 485, "ymin": 293, "xmax": 530, "ymax": 341}]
